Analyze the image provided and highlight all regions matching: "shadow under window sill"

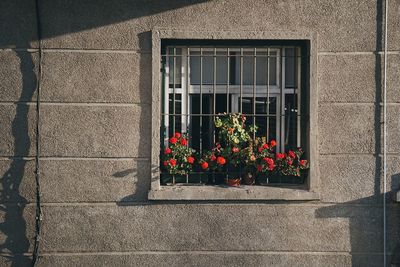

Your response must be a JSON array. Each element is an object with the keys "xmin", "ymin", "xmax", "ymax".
[{"xmin": 148, "ymin": 184, "xmax": 319, "ymax": 201}]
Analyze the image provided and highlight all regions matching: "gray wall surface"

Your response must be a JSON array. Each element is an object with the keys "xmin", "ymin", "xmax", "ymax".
[{"xmin": 0, "ymin": 0, "xmax": 399, "ymax": 266}]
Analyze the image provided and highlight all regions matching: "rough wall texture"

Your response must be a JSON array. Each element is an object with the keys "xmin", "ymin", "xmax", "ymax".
[{"xmin": 0, "ymin": 0, "xmax": 399, "ymax": 266}]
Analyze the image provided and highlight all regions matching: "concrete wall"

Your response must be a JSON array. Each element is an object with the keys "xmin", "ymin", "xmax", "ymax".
[{"xmin": 0, "ymin": 0, "xmax": 399, "ymax": 266}]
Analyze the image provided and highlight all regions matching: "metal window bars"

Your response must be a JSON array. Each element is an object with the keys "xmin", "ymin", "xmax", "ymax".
[{"xmin": 161, "ymin": 45, "xmax": 304, "ymax": 186}]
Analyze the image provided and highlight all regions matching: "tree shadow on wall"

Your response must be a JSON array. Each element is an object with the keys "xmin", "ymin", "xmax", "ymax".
[{"xmin": 0, "ymin": 52, "xmax": 37, "ymax": 266}]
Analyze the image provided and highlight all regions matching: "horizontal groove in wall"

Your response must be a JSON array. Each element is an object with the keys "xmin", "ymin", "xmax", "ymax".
[
  {"xmin": 39, "ymin": 102, "xmax": 148, "ymax": 107},
  {"xmin": 42, "ymin": 48, "xmax": 151, "ymax": 54},
  {"xmin": 318, "ymin": 51, "xmax": 400, "ymax": 55},
  {"xmin": 4, "ymin": 251, "xmax": 393, "ymax": 257},
  {"xmin": 2, "ymin": 101, "xmax": 400, "ymax": 106},
  {"xmin": 38, "ymin": 156, "xmax": 149, "ymax": 161},
  {"xmin": 10, "ymin": 201, "xmax": 396, "ymax": 207}
]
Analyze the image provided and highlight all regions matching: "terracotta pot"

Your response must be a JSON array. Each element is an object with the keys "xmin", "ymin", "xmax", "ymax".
[{"xmin": 225, "ymin": 178, "xmax": 241, "ymax": 187}]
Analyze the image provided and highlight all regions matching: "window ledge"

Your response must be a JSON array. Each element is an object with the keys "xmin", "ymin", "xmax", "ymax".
[{"xmin": 149, "ymin": 185, "xmax": 320, "ymax": 201}]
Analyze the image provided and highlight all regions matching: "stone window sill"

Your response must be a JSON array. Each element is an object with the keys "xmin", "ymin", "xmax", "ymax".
[{"xmin": 149, "ymin": 185, "xmax": 320, "ymax": 201}]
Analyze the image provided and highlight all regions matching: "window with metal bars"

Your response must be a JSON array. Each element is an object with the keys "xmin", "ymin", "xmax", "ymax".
[{"xmin": 160, "ymin": 41, "xmax": 307, "ymax": 186}]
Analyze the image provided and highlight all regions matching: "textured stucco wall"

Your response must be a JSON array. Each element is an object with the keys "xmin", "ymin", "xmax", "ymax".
[{"xmin": 0, "ymin": 0, "xmax": 400, "ymax": 266}]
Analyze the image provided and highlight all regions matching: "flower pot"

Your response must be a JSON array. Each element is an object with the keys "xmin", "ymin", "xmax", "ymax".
[
  {"xmin": 225, "ymin": 177, "xmax": 241, "ymax": 187},
  {"xmin": 242, "ymin": 172, "xmax": 255, "ymax": 185}
]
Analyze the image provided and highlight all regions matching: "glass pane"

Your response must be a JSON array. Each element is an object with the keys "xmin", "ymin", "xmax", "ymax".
[
  {"xmin": 284, "ymin": 94, "xmax": 298, "ymax": 150},
  {"xmin": 216, "ymin": 50, "xmax": 228, "ymax": 84},
  {"xmin": 269, "ymin": 51, "xmax": 277, "ymax": 85},
  {"xmin": 168, "ymin": 94, "xmax": 181, "ymax": 137},
  {"xmin": 285, "ymin": 48, "xmax": 296, "ymax": 88},
  {"xmin": 189, "ymin": 50, "xmax": 200, "ymax": 84},
  {"xmin": 168, "ymin": 48, "xmax": 182, "ymax": 87},
  {"xmin": 240, "ymin": 97, "xmax": 277, "ymax": 141},
  {"xmin": 190, "ymin": 94, "xmax": 213, "ymax": 152}
]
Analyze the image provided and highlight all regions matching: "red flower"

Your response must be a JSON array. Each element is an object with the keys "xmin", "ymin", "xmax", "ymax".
[
  {"xmin": 169, "ymin": 137, "xmax": 178, "ymax": 144},
  {"xmin": 262, "ymin": 143, "xmax": 269, "ymax": 149},
  {"xmin": 210, "ymin": 154, "xmax": 217, "ymax": 161},
  {"xmin": 288, "ymin": 150, "xmax": 296, "ymax": 159},
  {"xmin": 187, "ymin": 156, "xmax": 195, "ymax": 164},
  {"xmin": 163, "ymin": 161, "xmax": 168, "ymax": 166},
  {"xmin": 300, "ymin": 160, "xmax": 308, "ymax": 166},
  {"xmin": 217, "ymin": 156, "xmax": 226, "ymax": 165},
  {"xmin": 264, "ymin": 157, "xmax": 274, "ymax": 166},
  {"xmin": 276, "ymin": 153, "xmax": 285, "ymax": 159},
  {"xmin": 169, "ymin": 159, "xmax": 177, "ymax": 166},
  {"xmin": 232, "ymin": 147, "xmax": 240, "ymax": 153},
  {"xmin": 287, "ymin": 159, "xmax": 293, "ymax": 166},
  {"xmin": 270, "ymin": 140, "xmax": 277, "ymax": 147},
  {"xmin": 268, "ymin": 164, "xmax": 275, "ymax": 171},
  {"xmin": 258, "ymin": 147, "xmax": 263, "ymax": 153},
  {"xmin": 256, "ymin": 165, "xmax": 263, "ymax": 172},
  {"xmin": 164, "ymin": 147, "xmax": 172, "ymax": 154},
  {"xmin": 174, "ymin": 132, "xmax": 181, "ymax": 138},
  {"xmin": 228, "ymin": 128, "xmax": 234, "ymax": 134},
  {"xmin": 201, "ymin": 162, "xmax": 209, "ymax": 170},
  {"xmin": 180, "ymin": 138, "xmax": 188, "ymax": 146}
]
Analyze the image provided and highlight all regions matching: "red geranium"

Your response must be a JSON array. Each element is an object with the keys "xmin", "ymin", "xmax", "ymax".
[
  {"xmin": 232, "ymin": 147, "xmax": 240, "ymax": 153},
  {"xmin": 300, "ymin": 160, "xmax": 308, "ymax": 166},
  {"xmin": 262, "ymin": 143, "xmax": 269, "ymax": 149},
  {"xmin": 163, "ymin": 161, "xmax": 168, "ymax": 166},
  {"xmin": 169, "ymin": 137, "xmax": 177, "ymax": 144},
  {"xmin": 187, "ymin": 156, "xmax": 195, "ymax": 164},
  {"xmin": 256, "ymin": 165, "xmax": 263, "ymax": 172},
  {"xmin": 169, "ymin": 159, "xmax": 176, "ymax": 166},
  {"xmin": 174, "ymin": 132, "xmax": 181, "ymax": 138},
  {"xmin": 270, "ymin": 140, "xmax": 277, "ymax": 147},
  {"xmin": 164, "ymin": 147, "xmax": 172, "ymax": 155},
  {"xmin": 180, "ymin": 138, "xmax": 188, "ymax": 146},
  {"xmin": 217, "ymin": 156, "xmax": 226, "ymax": 165},
  {"xmin": 276, "ymin": 153, "xmax": 285, "ymax": 159},
  {"xmin": 288, "ymin": 150, "xmax": 296, "ymax": 159},
  {"xmin": 201, "ymin": 162, "xmax": 209, "ymax": 170},
  {"xmin": 210, "ymin": 154, "xmax": 217, "ymax": 161}
]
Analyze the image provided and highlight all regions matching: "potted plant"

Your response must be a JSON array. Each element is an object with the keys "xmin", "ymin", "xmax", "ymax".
[
  {"xmin": 213, "ymin": 113, "xmax": 255, "ymax": 186},
  {"xmin": 275, "ymin": 148, "xmax": 309, "ymax": 183},
  {"xmin": 161, "ymin": 132, "xmax": 196, "ymax": 183},
  {"xmin": 253, "ymin": 139, "xmax": 277, "ymax": 185}
]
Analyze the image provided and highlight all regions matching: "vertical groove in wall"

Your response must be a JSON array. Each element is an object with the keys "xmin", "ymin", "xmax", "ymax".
[{"xmin": 32, "ymin": 0, "xmax": 42, "ymax": 265}]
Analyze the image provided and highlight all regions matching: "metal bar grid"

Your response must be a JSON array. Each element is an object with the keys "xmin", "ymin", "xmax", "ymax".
[{"xmin": 161, "ymin": 45, "xmax": 304, "ymax": 186}]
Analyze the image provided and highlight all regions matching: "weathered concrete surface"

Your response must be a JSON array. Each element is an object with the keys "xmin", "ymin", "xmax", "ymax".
[
  {"xmin": 318, "ymin": 104, "xmax": 376, "ymax": 154},
  {"xmin": 318, "ymin": 54, "xmax": 377, "ymax": 103},
  {"xmin": 0, "ymin": 51, "xmax": 38, "ymax": 102},
  {"xmin": 319, "ymin": 155, "xmax": 378, "ymax": 203},
  {"xmin": 38, "ymin": 0, "xmax": 384, "ymax": 52},
  {"xmin": 0, "ymin": 205, "xmax": 35, "ymax": 253},
  {"xmin": 0, "ymin": 0, "xmax": 37, "ymax": 48},
  {"xmin": 37, "ymin": 253, "xmax": 353, "ymax": 267},
  {"xmin": 0, "ymin": 159, "xmax": 36, "ymax": 203},
  {"xmin": 39, "ymin": 105, "xmax": 150, "ymax": 157},
  {"xmin": 387, "ymin": 105, "xmax": 400, "ymax": 154},
  {"xmin": 40, "ymin": 204, "xmax": 399, "ymax": 253},
  {"xmin": 0, "ymin": 104, "xmax": 36, "ymax": 156},
  {"xmin": 40, "ymin": 159, "xmax": 150, "ymax": 202},
  {"xmin": 387, "ymin": 54, "xmax": 400, "ymax": 103},
  {"xmin": 41, "ymin": 52, "xmax": 151, "ymax": 104}
]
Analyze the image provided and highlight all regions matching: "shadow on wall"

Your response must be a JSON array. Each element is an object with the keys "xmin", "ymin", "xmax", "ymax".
[
  {"xmin": 0, "ymin": 0, "xmax": 210, "ymax": 48},
  {"xmin": 0, "ymin": 52, "xmax": 37, "ymax": 266},
  {"xmin": 0, "ymin": 1, "xmax": 210, "ymax": 265}
]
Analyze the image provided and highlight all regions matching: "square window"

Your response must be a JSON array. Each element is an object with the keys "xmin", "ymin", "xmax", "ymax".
[{"xmin": 150, "ymin": 29, "xmax": 319, "ymax": 200}]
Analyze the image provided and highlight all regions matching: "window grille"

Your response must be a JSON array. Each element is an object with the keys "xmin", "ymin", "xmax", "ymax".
[{"xmin": 160, "ymin": 42, "xmax": 306, "ymax": 186}]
